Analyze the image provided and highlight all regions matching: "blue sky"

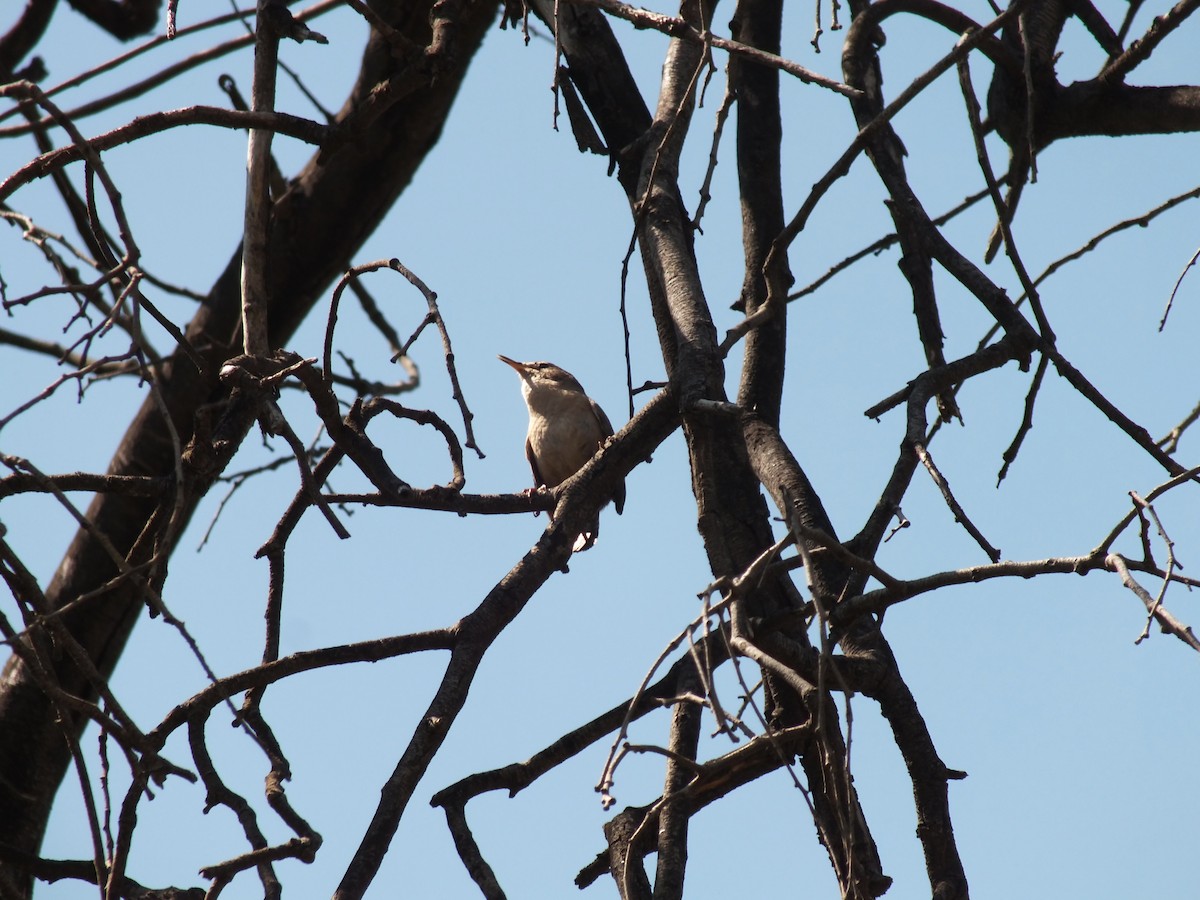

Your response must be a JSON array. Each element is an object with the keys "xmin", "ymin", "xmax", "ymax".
[{"xmin": 2, "ymin": 1, "xmax": 1199, "ymax": 897}]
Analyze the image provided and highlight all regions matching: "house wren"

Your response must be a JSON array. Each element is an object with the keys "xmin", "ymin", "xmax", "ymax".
[{"xmin": 498, "ymin": 355, "xmax": 625, "ymax": 546}]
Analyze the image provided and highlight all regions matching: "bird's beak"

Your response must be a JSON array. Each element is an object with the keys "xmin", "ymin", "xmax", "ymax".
[{"xmin": 497, "ymin": 354, "xmax": 526, "ymax": 374}]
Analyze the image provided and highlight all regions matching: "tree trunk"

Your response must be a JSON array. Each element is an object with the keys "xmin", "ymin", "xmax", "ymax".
[{"xmin": 0, "ymin": 2, "xmax": 496, "ymax": 894}]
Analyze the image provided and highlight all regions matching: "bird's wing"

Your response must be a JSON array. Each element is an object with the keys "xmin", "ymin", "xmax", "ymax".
[
  {"xmin": 525, "ymin": 436, "xmax": 546, "ymax": 489},
  {"xmin": 589, "ymin": 398, "xmax": 616, "ymax": 439},
  {"xmin": 588, "ymin": 398, "xmax": 626, "ymax": 515}
]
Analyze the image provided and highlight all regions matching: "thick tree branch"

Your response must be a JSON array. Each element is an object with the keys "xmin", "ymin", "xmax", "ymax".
[{"xmin": 332, "ymin": 389, "xmax": 681, "ymax": 899}]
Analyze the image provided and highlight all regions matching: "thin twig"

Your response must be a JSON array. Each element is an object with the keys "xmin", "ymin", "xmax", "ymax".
[
  {"xmin": 1160, "ymin": 245, "xmax": 1200, "ymax": 331},
  {"xmin": 567, "ymin": 0, "xmax": 861, "ymax": 97}
]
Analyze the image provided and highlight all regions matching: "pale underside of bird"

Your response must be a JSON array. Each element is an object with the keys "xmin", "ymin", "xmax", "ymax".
[{"xmin": 498, "ymin": 355, "xmax": 625, "ymax": 551}]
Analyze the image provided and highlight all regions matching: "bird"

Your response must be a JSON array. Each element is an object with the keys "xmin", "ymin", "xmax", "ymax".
[{"xmin": 498, "ymin": 355, "xmax": 625, "ymax": 549}]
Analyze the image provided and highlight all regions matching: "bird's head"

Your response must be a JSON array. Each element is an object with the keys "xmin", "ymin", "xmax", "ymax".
[{"xmin": 498, "ymin": 355, "xmax": 586, "ymax": 401}]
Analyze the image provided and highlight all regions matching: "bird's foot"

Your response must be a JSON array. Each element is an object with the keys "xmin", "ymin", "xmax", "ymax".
[{"xmin": 521, "ymin": 485, "xmax": 553, "ymax": 517}]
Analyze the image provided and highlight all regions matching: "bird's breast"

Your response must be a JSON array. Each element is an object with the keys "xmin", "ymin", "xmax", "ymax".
[{"xmin": 527, "ymin": 409, "xmax": 605, "ymax": 488}]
